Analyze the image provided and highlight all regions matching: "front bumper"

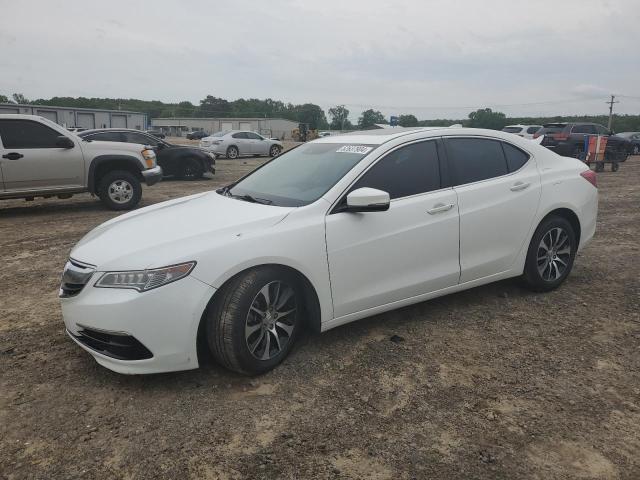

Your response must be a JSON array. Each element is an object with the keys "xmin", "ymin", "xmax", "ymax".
[
  {"xmin": 61, "ymin": 274, "xmax": 215, "ymax": 374},
  {"xmin": 141, "ymin": 165, "xmax": 163, "ymax": 186}
]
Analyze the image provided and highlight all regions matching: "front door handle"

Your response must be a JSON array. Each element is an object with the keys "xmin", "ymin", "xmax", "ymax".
[
  {"xmin": 427, "ymin": 203, "xmax": 454, "ymax": 214},
  {"xmin": 510, "ymin": 181, "xmax": 530, "ymax": 192},
  {"xmin": 2, "ymin": 152, "xmax": 24, "ymax": 160}
]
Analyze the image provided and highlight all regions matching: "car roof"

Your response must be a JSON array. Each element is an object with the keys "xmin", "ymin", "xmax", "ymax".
[
  {"xmin": 313, "ymin": 127, "xmax": 457, "ymax": 145},
  {"xmin": 79, "ymin": 128, "xmax": 151, "ymax": 135}
]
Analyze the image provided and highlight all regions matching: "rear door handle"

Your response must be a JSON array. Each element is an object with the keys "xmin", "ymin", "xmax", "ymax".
[
  {"xmin": 510, "ymin": 181, "xmax": 530, "ymax": 192},
  {"xmin": 2, "ymin": 152, "xmax": 24, "ymax": 160},
  {"xmin": 427, "ymin": 203, "xmax": 454, "ymax": 214}
]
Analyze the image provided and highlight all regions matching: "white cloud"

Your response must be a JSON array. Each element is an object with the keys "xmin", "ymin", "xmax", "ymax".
[{"xmin": 1, "ymin": 0, "xmax": 639, "ymax": 119}]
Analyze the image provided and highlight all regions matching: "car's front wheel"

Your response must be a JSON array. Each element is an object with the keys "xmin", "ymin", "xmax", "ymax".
[
  {"xmin": 179, "ymin": 158, "xmax": 204, "ymax": 180},
  {"xmin": 205, "ymin": 267, "xmax": 301, "ymax": 375},
  {"xmin": 227, "ymin": 146, "xmax": 239, "ymax": 159},
  {"xmin": 269, "ymin": 145, "xmax": 282, "ymax": 157},
  {"xmin": 98, "ymin": 170, "xmax": 142, "ymax": 210},
  {"xmin": 522, "ymin": 216, "xmax": 577, "ymax": 292}
]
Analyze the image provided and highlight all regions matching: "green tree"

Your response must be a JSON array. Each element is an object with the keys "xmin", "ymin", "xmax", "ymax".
[
  {"xmin": 198, "ymin": 96, "xmax": 231, "ymax": 117},
  {"xmin": 0, "ymin": 94, "xmax": 8, "ymax": 103},
  {"xmin": 12, "ymin": 93, "xmax": 29, "ymax": 104},
  {"xmin": 399, "ymin": 114, "xmax": 418, "ymax": 127},
  {"xmin": 294, "ymin": 103, "xmax": 328, "ymax": 130},
  {"xmin": 328, "ymin": 105, "xmax": 352, "ymax": 130},
  {"xmin": 467, "ymin": 108, "xmax": 507, "ymax": 130},
  {"xmin": 358, "ymin": 109, "xmax": 386, "ymax": 129}
]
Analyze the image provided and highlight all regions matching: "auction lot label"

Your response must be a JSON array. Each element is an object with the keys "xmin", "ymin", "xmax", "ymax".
[{"xmin": 336, "ymin": 145, "xmax": 373, "ymax": 154}]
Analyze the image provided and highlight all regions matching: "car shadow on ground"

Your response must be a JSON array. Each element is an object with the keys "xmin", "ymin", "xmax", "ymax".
[{"xmin": 77, "ymin": 277, "xmax": 536, "ymax": 391}]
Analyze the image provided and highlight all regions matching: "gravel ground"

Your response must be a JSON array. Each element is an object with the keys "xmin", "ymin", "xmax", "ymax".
[{"xmin": 0, "ymin": 156, "xmax": 639, "ymax": 479}]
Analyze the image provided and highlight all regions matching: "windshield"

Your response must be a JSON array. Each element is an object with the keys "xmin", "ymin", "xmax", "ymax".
[
  {"xmin": 211, "ymin": 130, "xmax": 229, "ymax": 137},
  {"xmin": 224, "ymin": 143, "xmax": 375, "ymax": 207}
]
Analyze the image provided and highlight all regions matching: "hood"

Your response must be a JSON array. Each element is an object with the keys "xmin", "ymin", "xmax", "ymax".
[
  {"xmin": 81, "ymin": 139, "xmax": 148, "ymax": 155},
  {"xmin": 71, "ymin": 191, "xmax": 293, "ymax": 270}
]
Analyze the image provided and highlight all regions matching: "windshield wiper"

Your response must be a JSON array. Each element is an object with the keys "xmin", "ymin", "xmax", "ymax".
[{"xmin": 231, "ymin": 193, "xmax": 272, "ymax": 205}]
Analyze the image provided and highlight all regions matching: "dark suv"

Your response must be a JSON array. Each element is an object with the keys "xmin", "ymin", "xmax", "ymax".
[
  {"xmin": 79, "ymin": 129, "xmax": 215, "ymax": 180},
  {"xmin": 534, "ymin": 122, "xmax": 631, "ymax": 163}
]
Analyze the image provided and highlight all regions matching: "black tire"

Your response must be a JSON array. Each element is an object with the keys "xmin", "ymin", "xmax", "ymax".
[
  {"xmin": 269, "ymin": 145, "xmax": 282, "ymax": 157},
  {"xmin": 595, "ymin": 162, "xmax": 605, "ymax": 172},
  {"xmin": 98, "ymin": 170, "xmax": 142, "ymax": 211},
  {"xmin": 179, "ymin": 157, "xmax": 204, "ymax": 180},
  {"xmin": 205, "ymin": 266, "xmax": 302, "ymax": 375},
  {"xmin": 522, "ymin": 216, "xmax": 577, "ymax": 292},
  {"xmin": 227, "ymin": 146, "xmax": 239, "ymax": 159},
  {"xmin": 572, "ymin": 145, "xmax": 584, "ymax": 160},
  {"xmin": 611, "ymin": 162, "xmax": 620, "ymax": 172}
]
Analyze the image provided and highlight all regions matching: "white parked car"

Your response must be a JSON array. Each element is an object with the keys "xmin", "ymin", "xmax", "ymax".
[
  {"xmin": 502, "ymin": 124, "xmax": 542, "ymax": 140},
  {"xmin": 60, "ymin": 127, "xmax": 598, "ymax": 375},
  {"xmin": 200, "ymin": 130, "xmax": 283, "ymax": 159}
]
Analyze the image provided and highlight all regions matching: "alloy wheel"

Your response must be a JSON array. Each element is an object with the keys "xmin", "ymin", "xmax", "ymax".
[
  {"xmin": 107, "ymin": 180, "xmax": 133, "ymax": 204},
  {"xmin": 245, "ymin": 281, "xmax": 297, "ymax": 360},
  {"xmin": 536, "ymin": 227, "xmax": 571, "ymax": 281},
  {"xmin": 270, "ymin": 146, "xmax": 281, "ymax": 157}
]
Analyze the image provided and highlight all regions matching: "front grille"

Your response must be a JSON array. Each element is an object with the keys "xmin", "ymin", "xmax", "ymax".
[
  {"xmin": 71, "ymin": 326, "xmax": 153, "ymax": 360},
  {"xmin": 59, "ymin": 259, "xmax": 96, "ymax": 298}
]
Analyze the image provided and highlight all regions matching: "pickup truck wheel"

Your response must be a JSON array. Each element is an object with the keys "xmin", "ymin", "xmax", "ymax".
[
  {"xmin": 98, "ymin": 170, "xmax": 142, "ymax": 210},
  {"xmin": 205, "ymin": 266, "xmax": 301, "ymax": 375},
  {"xmin": 179, "ymin": 158, "xmax": 204, "ymax": 180}
]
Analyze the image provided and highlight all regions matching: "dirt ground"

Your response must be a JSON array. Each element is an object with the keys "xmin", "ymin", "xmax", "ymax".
[{"xmin": 1, "ymin": 155, "xmax": 639, "ymax": 480}]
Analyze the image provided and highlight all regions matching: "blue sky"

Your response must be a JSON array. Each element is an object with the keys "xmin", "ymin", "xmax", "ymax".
[{"xmin": 1, "ymin": 0, "xmax": 639, "ymax": 121}]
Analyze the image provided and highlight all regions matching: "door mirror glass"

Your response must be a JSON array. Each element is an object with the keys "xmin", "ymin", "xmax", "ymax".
[
  {"xmin": 56, "ymin": 136, "xmax": 75, "ymax": 148},
  {"xmin": 345, "ymin": 187, "xmax": 390, "ymax": 212}
]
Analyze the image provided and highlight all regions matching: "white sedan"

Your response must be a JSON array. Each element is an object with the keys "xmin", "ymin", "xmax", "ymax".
[
  {"xmin": 60, "ymin": 127, "xmax": 598, "ymax": 375},
  {"xmin": 199, "ymin": 130, "xmax": 283, "ymax": 159}
]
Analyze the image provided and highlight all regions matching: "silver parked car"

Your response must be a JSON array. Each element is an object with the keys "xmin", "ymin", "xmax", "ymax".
[{"xmin": 199, "ymin": 130, "xmax": 283, "ymax": 159}]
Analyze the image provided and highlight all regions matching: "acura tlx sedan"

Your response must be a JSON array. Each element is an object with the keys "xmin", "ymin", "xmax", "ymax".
[{"xmin": 60, "ymin": 127, "xmax": 598, "ymax": 375}]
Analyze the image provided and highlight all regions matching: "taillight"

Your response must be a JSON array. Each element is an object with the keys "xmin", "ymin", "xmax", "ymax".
[
  {"xmin": 580, "ymin": 169, "xmax": 597, "ymax": 188},
  {"xmin": 533, "ymin": 131, "xmax": 542, "ymax": 138}
]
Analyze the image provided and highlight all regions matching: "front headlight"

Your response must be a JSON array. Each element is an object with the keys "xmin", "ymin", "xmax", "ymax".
[
  {"xmin": 94, "ymin": 262, "xmax": 196, "ymax": 292},
  {"xmin": 142, "ymin": 148, "xmax": 156, "ymax": 168}
]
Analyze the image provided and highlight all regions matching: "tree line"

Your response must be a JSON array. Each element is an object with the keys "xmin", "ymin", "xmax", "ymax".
[{"xmin": 2, "ymin": 93, "xmax": 639, "ymax": 132}]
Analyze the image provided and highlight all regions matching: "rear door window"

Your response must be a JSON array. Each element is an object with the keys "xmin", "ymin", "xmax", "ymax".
[
  {"xmin": 445, "ymin": 138, "xmax": 508, "ymax": 185},
  {"xmin": 124, "ymin": 132, "xmax": 157, "ymax": 145},
  {"xmin": 572, "ymin": 124, "xmax": 596, "ymax": 134},
  {"xmin": 501, "ymin": 142, "xmax": 530, "ymax": 172},
  {"xmin": 0, "ymin": 119, "xmax": 62, "ymax": 148},
  {"xmin": 526, "ymin": 126, "xmax": 540, "ymax": 134},
  {"xmin": 352, "ymin": 140, "xmax": 441, "ymax": 199}
]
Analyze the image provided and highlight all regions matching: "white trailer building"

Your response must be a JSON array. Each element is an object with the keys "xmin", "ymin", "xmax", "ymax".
[
  {"xmin": 151, "ymin": 117, "xmax": 300, "ymax": 140},
  {"xmin": 0, "ymin": 103, "xmax": 148, "ymax": 130}
]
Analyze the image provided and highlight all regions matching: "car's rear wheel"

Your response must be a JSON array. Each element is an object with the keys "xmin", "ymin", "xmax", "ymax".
[
  {"xmin": 179, "ymin": 157, "xmax": 204, "ymax": 180},
  {"xmin": 205, "ymin": 267, "xmax": 301, "ymax": 375},
  {"xmin": 98, "ymin": 170, "xmax": 142, "ymax": 210},
  {"xmin": 227, "ymin": 146, "xmax": 239, "ymax": 159},
  {"xmin": 522, "ymin": 216, "xmax": 577, "ymax": 292},
  {"xmin": 269, "ymin": 145, "xmax": 282, "ymax": 157}
]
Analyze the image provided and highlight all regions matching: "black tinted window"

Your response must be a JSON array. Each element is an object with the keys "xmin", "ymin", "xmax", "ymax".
[
  {"xmin": 572, "ymin": 124, "xmax": 595, "ymax": 134},
  {"xmin": 526, "ymin": 126, "xmax": 540, "ymax": 134},
  {"xmin": 353, "ymin": 140, "xmax": 440, "ymax": 199},
  {"xmin": 124, "ymin": 132, "xmax": 156, "ymax": 145},
  {"xmin": 0, "ymin": 120, "xmax": 62, "ymax": 148},
  {"xmin": 502, "ymin": 142, "xmax": 529, "ymax": 172},
  {"xmin": 246, "ymin": 132, "xmax": 262, "ymax": 140},
  {"xmin": 446, "ymin": 138, "xmax": 508, "ymax": 185},
  {"xmin": 85, "ymin": 132, "xmax": 123, "ymax": 142}
]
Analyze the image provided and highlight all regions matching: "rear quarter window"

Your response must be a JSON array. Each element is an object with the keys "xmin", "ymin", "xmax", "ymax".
[{"xmin": 501, "ymin": 142, "xmax": 530, "ymax": 172}]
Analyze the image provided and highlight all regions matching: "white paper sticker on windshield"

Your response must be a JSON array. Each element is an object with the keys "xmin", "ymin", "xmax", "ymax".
[{"xmin": 336, "ymin": 145, "xmax": 372, "ymax": 154}]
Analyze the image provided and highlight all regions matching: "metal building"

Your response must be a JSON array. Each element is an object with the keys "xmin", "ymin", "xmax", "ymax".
[
  {"xmin": 151, "ymin": 117, "xmax": 301, "ymax": 140},
  {"xmin": 0, "ymin": 103, "xmax": 148, "ymax": 130}
]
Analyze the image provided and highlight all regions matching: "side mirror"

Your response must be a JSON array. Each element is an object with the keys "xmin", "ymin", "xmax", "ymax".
[
  {"xmin": 345, "ymin": 187, "xmax": 390, "ymax": 212},
  {"xmin": 56, "ymin": 136, "xmax": 75, "ymax": 149}
]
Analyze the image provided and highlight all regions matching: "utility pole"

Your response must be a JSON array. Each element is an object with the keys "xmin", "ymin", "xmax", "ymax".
[{"xmin": 606, "ymin": 95, "xmax": 619, "ymax": 131}]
